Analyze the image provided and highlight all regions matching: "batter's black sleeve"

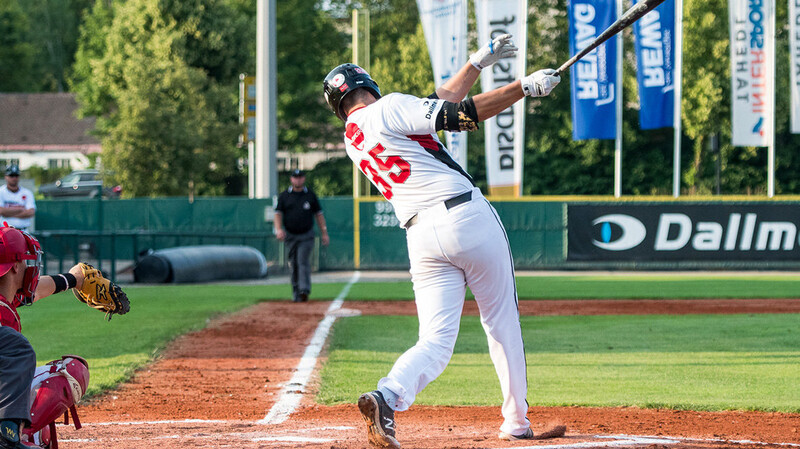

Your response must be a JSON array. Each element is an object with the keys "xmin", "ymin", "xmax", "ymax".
[{"xmin": 434, "ymin": 98, "xmax": 479, "ymax": 132}]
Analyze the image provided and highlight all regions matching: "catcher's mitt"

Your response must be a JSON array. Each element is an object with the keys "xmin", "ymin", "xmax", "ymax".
[{"xmin": 73, "ymin": 263, "xmax": 130, "ymax": 320}]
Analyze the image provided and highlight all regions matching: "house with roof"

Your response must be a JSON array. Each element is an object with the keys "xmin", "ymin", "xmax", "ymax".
[{"xmin": 0, "ymin": 93, "xmax": 100, "ymax": 171}]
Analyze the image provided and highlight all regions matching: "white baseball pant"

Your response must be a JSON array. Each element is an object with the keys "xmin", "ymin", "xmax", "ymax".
[{"xmin": 377, "ymin": 187, "xmax": 531, "ymax": 436}]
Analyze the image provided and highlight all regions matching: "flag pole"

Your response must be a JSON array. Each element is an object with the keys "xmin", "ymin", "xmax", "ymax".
[
  {"xmin": 767, "ymin": 0, "xmax": 775, "ymax": 197},
  {"xmin": 614, "ymin": 0, "xmax": 623, "ymax": 198},
  {"xmin": 673, "ymin": 0, "xmax": 683, "ymax": 198}
]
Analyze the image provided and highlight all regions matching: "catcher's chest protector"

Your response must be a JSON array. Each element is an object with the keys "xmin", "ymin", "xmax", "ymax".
[{"xmin": 23, "ymin": 356, "xmax": 89, "ymax": 449}]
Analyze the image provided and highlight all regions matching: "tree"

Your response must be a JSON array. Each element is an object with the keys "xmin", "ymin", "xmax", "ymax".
[
  {"xmin": 69, "ymin": 0, "xmax": 115, "ymax": 117},
  {"xmin": 0, "ymin": 0, "xmax": 36, "ymax": 92},
  {"xmin": 71, "ymin": 0, "xmax": 249, "ymax": 197},
  {"xmin": 277, "ymin": 0, "xmax": 349, "ymax": 154}
]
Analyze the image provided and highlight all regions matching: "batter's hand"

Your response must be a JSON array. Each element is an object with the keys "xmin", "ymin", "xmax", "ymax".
[
  {"xmin": 469, "ymin": 34, "xmax": 518, "ymax": 70},
  {"xmin": 521, "ymin": 69, "xmax": 561, "ymax": 97}
]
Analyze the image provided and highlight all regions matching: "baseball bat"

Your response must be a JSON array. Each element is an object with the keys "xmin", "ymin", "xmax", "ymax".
[{"xmin": 554, "ymin": 0, "xmax": 668, "ymax": 76}]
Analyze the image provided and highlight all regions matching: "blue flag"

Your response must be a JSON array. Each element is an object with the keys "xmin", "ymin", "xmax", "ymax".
[
  {"xmin": 633, "ymin": 0, "xmax": 675, "ymax": 130},
  {"xmin": 568, "ymin": 0, "xmax": 618, "ymax": 140}
]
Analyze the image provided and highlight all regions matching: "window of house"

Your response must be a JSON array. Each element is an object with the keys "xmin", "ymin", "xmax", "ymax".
[
  {"xmin": 0, "ymin": 159, "xmax": 20, "ymax": 169},
  {"xmin": 48, "ymin": 159, "xmax": 71, "ymax": 169}
]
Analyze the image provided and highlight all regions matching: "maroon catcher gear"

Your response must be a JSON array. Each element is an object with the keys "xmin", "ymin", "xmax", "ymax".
[
  {"xmin": 0, "ymin": 226, "xmax": 42, "ymax": 306},
  {"xmin": 22, "ymin": 356, "xmax": 89, "ymax": 449}
]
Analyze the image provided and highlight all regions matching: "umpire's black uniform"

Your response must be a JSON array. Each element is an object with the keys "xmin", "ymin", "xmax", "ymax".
[{"xmin": 275, "ymin": 181, "xmax": 323, "ymax": 302}]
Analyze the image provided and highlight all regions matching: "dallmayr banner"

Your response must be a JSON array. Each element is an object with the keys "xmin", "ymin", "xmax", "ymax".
[
  {"xmin": 729, "ymin": 0, "xmax": 773, "ymax": 146},
  {"xmin": 568, "ymin": 204, "xmax": 800, "ymax": 261},
  {"xmin": 632, "ymin": 0, "xmax": 675, "ymax": 130},
  {"xmin": 417, "ymin": 0, "xmax": 469, "ymax": 168},
  {"xmin": 475, "ymin": 0, "xmax": 527, "ymax": 196},
  {"xmin": 568, "ymin": 0, "xmax": 618, "ymax": 140}
]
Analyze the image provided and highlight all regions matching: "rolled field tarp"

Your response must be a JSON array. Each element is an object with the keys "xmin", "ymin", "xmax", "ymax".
[{"xmin": 134, "ymin": 245, "xmax": 268, "ymax": 283}]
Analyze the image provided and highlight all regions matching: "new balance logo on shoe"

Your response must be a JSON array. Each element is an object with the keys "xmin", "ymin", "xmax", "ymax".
[
  {"xmin": 382, "ymin": 416, "xmax": 395, "ymax": 432},
  {"xmin": 357, "ymin": 391, "xmax": 401, "ymax": 449}
]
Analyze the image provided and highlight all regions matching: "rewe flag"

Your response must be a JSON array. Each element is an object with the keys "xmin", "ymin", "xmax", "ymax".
[
  {"xmin": 632, "ymin": 0, "xmax": 675, "ymax": 130},
  {"xmin": 568, "ymin": 0, "xmax": 618, "ymax": 140}
]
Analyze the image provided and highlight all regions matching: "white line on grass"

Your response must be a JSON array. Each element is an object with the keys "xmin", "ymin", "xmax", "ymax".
[{"xmin": 257, "ymin": 271, "xmax": 361, "ymax": 425}]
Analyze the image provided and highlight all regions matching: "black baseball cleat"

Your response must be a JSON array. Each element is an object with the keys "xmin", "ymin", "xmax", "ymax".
[
  {"xmin": 357, "ymin": 390, "xmax": 400, "ymax": 449},
  {"xmin": 298, "ymin": 291, "xmax": 309, "ymax": 302}
]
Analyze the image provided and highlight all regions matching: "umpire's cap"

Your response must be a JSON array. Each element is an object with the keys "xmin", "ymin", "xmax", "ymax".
[
  {"xmin": 323, "ymin": 63, "xmax": 381, "ymax": 121},
  {"xmin": 291, "ymin": 169, "xmax": 305, "ymax": 177},
  {"xmin": 5, "ymin": 165, "xmax": 20, "ymax": 176}
]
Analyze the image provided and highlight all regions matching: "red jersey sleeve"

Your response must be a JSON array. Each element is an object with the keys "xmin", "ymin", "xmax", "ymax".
[{"xmin": 0, "ymin": 299, "xmax": 21, "ymax": 332}]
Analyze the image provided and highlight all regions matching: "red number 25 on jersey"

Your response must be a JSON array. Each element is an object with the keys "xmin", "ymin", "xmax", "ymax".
[{"xmin": 346, "ymin": 123, "xmax": 410, "ymax": 200}]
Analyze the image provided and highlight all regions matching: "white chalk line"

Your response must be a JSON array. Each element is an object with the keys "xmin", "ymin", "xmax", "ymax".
[
  {"xmin": 59, "ymin": 423, "xmax": 354, "ymax": 444},
  {"xmin": 57, "ymin": 430, "xmax": 800, "ymax": 447},
  {"xmin": 515, "ymin": 435, "xmax": 679, "ymax": 449},
  {"xmin": 257, "ymin": 271, "xmax": 361, "ymax": 425}
]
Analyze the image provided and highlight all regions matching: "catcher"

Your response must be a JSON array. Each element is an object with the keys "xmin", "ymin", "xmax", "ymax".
[{"xmin": 0, "ymin": 225, "xmax": 129, "ymax": 449}]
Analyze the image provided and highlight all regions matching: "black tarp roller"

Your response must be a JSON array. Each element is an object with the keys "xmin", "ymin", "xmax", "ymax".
[{"xmin": 134, "ymin": 245, "xmax": 268, "ymax": 283}]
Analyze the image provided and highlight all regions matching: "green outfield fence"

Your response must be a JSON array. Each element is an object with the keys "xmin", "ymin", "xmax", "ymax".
[{"xmin": 31, "ymin": 196, "xmax": 800, "ymax": 282}]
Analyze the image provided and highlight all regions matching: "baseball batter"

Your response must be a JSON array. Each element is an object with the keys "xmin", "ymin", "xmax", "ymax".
[
  {"xmin": 0, "ymin": 226, "xmax": 129, "ymax": 448},
  {"xmin": 323, "ymin": 34, "xmax": 563, "ymax": 448}
]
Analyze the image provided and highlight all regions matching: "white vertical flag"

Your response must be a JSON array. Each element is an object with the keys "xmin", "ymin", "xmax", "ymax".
[
  {"xmin": 790, "ymin": 0, "xmax": 800, "ymax": 133},
  {"xmin": 417, "ymin": 0, "xmax": 469, "ymax": 168},
  {"xmin": 475, "ymin": 0, "xmax": 528, "ymax": 196},
  {"xmin": 729, "ymin": 0, "xmax": 774, "ymax": 146}
]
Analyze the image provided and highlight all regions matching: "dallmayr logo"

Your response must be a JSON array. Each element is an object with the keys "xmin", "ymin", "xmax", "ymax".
[
  {"xmin": 591, "ymin": 212, "xmax": 798, "ymax": 252},
  {"xmin": 591, "ymin": 214, "xmax": 646, "ymax": 251}
]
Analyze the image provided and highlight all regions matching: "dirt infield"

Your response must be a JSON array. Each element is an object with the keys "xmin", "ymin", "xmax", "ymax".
[{"xmin": 56, "ymin": 299, "xmax": 800, "ymax": 448}]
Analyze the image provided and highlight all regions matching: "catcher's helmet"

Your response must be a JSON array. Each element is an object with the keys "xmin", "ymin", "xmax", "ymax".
[
  {"xmin": 323, "ymin": 63, "xmax": 381, "ymax": 121},
  {"xmin": 0, "ymin": 226, "xmax": 42, "ymax": 306}
]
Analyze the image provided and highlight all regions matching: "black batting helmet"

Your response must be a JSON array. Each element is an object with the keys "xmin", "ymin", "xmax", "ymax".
[{"xmin": 323, "ymin": 63, "xmax": 381, "ymax": 121}]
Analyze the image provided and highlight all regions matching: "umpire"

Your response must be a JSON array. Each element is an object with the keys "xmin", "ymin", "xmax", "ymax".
[{"xmin": 274, "ymin": 169, "xmax": 329, "ymax": 302}]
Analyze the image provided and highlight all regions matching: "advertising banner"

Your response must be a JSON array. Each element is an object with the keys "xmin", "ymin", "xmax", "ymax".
[
  {"xmin": 791, "ymin": 0, "xmax": 800, "ymax": 133},
  {"xmin": 568, "ymin": 0, "xmax": 617, "ymax": 140},
  {"xmin": 475, "ymin": 0, "xmax": 527, "ymax": 196},
  {"xmin": 729, "ymin": 0, "xmax": 773, "ymax": 146},
  {"xmin": 632, "ymin": 0, "xmax": 675, "ymax": 130},
  {"xmin": 568, "ymin": 204, "xmax": 800, "ymax": 261},
  {"xmin": 417, "ymin": 0, "xmax": 469, "ymax": 167}
]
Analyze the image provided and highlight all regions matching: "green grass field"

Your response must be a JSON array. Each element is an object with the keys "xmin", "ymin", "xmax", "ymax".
[
  {"xmin": 17, "ymin": 274, "xmax": 800, "ymax": 410},
  {"xmin": 319, "ymin": 314, "xmax": 800, "ymax": 412}
]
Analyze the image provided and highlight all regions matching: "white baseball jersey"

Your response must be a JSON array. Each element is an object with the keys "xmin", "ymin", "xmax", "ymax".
[
  {"xmin": 344, "ymin": 92, "xmax": 532, "ymax": 436},
  {"xmin": 344, "ymin": 93, "xmax": 474, "ymax": 225},
  {"xmin": 0, "ymin": 185, "xmax": 35, "ymax": 230}
]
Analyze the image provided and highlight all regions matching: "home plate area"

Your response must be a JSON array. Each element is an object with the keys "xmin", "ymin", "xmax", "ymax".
[
  {"xmin": 50, "ymin": 299, "xmax": 800, "ymax": 449},
  {"xmin": 53, "ymin": 413, "xmax": 800, "ymax": 449}
]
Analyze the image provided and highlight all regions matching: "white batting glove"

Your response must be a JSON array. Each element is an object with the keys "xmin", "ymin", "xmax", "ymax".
[
  {"xmin": 469, "ymin": 34, "xmax": 518, "ymax": 71},
  {"xmin": 520, "ymin": 69, "xmax": 561, "ymax": 97}
]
